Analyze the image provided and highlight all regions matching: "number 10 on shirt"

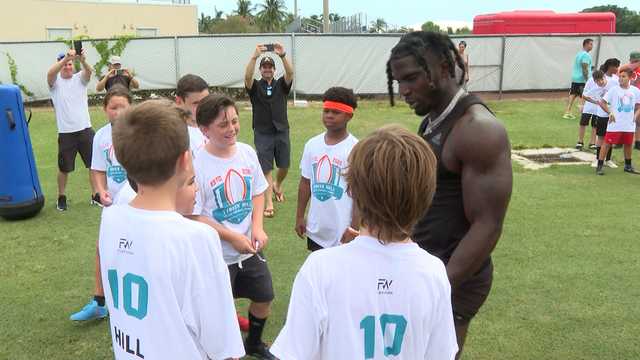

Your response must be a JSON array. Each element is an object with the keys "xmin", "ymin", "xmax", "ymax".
[
  {"xmin": 360, "ymin": 314, "xmax": 407, "ymax": 358},
  {"xmin": 108, "ymin": 269, "xmax": 149, "ymax": 320}
]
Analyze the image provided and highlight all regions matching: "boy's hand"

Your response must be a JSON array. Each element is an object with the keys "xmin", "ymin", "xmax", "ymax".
[
  {"xmin": 609, "ymin": 113, "xmax": 616, "ymax": 123},
  {"xmin": 340, "ymin": 227, "xmax": 359, "ymax": 244},
  {"xmin": 99, "ymin": 191, "xmax": 113, "ymax": 207},
  {"xmin": 252, "ymin": 227, "xmax": 269, "ymax": 251},
  {"xmin": 295, "ymin": 217, "xmax": 306, "ymax": 239},
  {"xmin": 229, "ymin": 232, "xmax": 256, "ymax": 254}
]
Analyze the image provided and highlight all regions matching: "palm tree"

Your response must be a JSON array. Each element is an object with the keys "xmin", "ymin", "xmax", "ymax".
[
  {"xmin": 257, "ymin": 0, "xmax": 288, "ymax": 32},
  {"xmin": 234, "ymin": 0, "xmax": 255, "ymax": 19},
  {"xmin": 369, "ymin": 18, "xmax": 387, "ymax": 33}
]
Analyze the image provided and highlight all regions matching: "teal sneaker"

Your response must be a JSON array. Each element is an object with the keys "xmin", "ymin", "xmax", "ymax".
[{"xmin": 70, "ymin": 300, "xmax": 108, "ymax": 321}]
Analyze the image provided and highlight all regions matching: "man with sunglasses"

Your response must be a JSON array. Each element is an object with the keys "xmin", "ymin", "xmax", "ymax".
[{"xmin": 244, "ymin": 43, "xmax": 294, "ymax": 219}]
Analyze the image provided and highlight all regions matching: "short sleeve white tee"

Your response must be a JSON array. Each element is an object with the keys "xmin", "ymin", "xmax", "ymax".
[
  {"xmin": 98, "ymin": 205, "xmax": 244, "ymax": 360},
  {"xmin": 192, "ymin": 143, "xmax": 268, "ymax": 264},
  {"xmin": 603, "ymin": 85, "xmax": 640, "ymax": 133},
  {"xmin": 594, "ymin": 76, "xmax": 619, "ymax": 118},
  {"xmin": 271, "ymin": 235, "xmax": 458, "ymax": 360},
  {"xmin": 188, "ymin": 126, "xmax": 208, "ymax": 156},
  {"xmin": 49, "ymin": 72, "xmax": 91, "ymax": 133},
  {"xmin": 300, "ymin": 133, "xmax": 358, "ymax": 248},
  {"xmin": 112, "ymin": 181, "xmax": 137, "ymax": 205},
  {"xmin": 91, "ymin": 123, "xmax": 127, "ymax": 198},
  {"xmin": 582, "ymin": 78, "xmax": 603, "ymax": 115}
]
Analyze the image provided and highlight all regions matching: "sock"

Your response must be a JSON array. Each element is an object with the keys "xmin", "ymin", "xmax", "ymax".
[
  {"xmin": 606, "ymin": 147, "xmax": 612, "ymax": 161},
  {"xmin": 94, "ymin": 295, "xmax": 105, "ymax": 307},
  {"xmin": 625, "ymin": 159, "xmax": 632, "ymax": 167},
  {"xmin": 246, "ymin": 312, "xmax": 267, "ymax": 347},
  {"xmin": 635, "ymin": 141, "xmax": 640, "ymax": 148},
  {"xmin": 596, "ymin": 146, "xmax": 601, "ymax": 158},
  {"xmin": 597, "ymin": 160, "xmax": 604, "ymax": 168}
]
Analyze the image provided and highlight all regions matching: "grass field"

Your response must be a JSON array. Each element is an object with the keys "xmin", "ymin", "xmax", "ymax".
[{"xmin": 1, "ymin": 98, "xmax": 639, "ymax": 360}]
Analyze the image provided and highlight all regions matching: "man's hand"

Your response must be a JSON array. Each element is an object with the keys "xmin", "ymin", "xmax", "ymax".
[
  {"xmin": 66, "ymin": 49, "xmax": 76, "ymax": 61},
  {"xmin": 252, "ymin": 227, "xmax": 269, "ymax": 251},
  {"xmin": 340, "ymin": 227, "xmax": 359, "ymax": 244},
  {"xmin": 273, "ymin": 42, "xmax": 286, "ymax": 57},
  {"xmin": 228, "ymin": 232, "xmax": 256, "ymax": 254},
  {"xmin": 253, "ymin": 44, "xmax": 266, "ymax": 59},
  {"xmin": 99, "ymin": 191, "xmax": 113, "ymax": 207},
  {"xmin": 106, "ymin": 69, "xmax": 116, "ymax": 78},
  {"xmin": 78, "ymin": 48, "xmax": 87, "ymax": 63},
  {"xmin": 295, "ymin": 217, "xmax": 306, "ymax": 239},
  {"xmin": 122, "ymin": 69, "xmax": 133, "ymax": 78}
]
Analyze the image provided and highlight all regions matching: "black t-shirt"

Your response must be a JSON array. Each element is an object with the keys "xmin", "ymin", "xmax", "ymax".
[
  {"xmin": 104, "ymin": 75, "xmax": 131, "ymax": 91},
  {"xmin": 247, "ymin": 76, "xmax": 291, "ymax": 133}
]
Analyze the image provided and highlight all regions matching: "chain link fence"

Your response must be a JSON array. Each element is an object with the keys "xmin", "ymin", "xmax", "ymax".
[{"xmin": 1, "ymin": 33, "xmax": 639, "ymax": 101}]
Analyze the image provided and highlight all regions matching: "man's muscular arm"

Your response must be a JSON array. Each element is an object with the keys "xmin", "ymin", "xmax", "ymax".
[{"xmin": 447, "ymin": 110, "xmax": 512, "ymax": 289}]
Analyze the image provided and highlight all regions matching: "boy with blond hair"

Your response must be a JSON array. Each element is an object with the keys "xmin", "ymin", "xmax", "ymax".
[
  {"xmin": 100, "ymin": 100, "xmax": 244, "ymax": 359},
  {"xmin": 271, "ymin": 125, "xmax": 458, "ymax": 359}
]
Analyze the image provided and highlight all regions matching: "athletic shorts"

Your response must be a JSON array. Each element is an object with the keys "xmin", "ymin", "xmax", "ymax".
[
  {"xmin": 228, "ymin": 253, "xmax": 274, "ymax": 303},
  {"xmin": 452, "ymin": 259, "xmax": 493, "ymax": 325},
  {"xmin": 570, "ymin": 82, "xmax": 586, "ymax": 96},
  {"xmin": 595, "ymin": 116, "xmax": 608, "ymax": 137},
  {"xmin": 254, "ymin": 129, "xmax": 291, "ymax": 172},
  {"xmin": 307, "ymin": 237, "xmax": 323, "ymax": 252},
  {"xmin": 580, "ymin": 113, "xmax": 598, "ymax": 127},
  {"xmin": 604, "ymin": 131, "xmax": 634, "ymax": 145},
  {"xmin": 57, "ymin": 127, "xmax": 94, "ymax": 173}
]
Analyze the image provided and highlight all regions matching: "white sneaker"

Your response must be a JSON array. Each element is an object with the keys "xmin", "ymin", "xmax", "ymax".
[
  {"xmin": 591, "ymin": 160, "xmax": 597, "ymax": 168},
  {"xmin": 605, "ymin": 160, "xmax": 618, "ymax": 168}
]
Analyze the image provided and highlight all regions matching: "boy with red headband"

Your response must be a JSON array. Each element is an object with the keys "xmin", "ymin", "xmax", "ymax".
[{"xmin": 295, "ymin": 87, "xmax": 359, "ymax": 251}]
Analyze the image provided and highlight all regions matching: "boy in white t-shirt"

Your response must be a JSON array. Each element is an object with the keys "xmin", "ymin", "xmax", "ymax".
[
  {"xmin": 70, "ymin": 86, "xmax": 132, "ymax": 321},
  {"xmin": 189, "ymin": 94, "xmax": 275, "ymax": 359},
  {"xmin": 100, "ymin": 100, "xmax": 244, "ymax": 360},
  {"xmin": 175, "ymin": 74, "xmax": 210, "ymax": 154},
  {"xmin": 577, "ymin": 70, "xmax": 606, "ymax": 151},
  {"xmin": 271, "ymin": 125, "xmax": 458, "ymax": 360},
  {"xmin": 597, "ymin": 68, "xmax": 640, "ymax": 175},
  {"xmin": 295, "ymin": 87, "xmax": 359, "ymax": 251},
  {"xmin": 591, "ymin": 59, "xmax": 621, "ymax": 167}
]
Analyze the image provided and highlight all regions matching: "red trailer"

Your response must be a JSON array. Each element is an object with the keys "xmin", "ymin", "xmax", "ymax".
[{"xmin": 473, "ymin": 10, "xmax": 616, "ymax": 35}]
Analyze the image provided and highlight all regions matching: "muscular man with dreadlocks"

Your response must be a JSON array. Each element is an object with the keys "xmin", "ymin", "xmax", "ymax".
[{"xmin": 387, "ymin": 31, "xmax": 513, "ymax": 358}]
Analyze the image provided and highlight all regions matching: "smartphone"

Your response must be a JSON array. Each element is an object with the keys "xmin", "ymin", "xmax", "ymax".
[
  {"xmin": 73, "ymin": 40, "xmax": 83, "ymax": 55},
  {"xmin": 115, "ymin": 69, "xmax": 124, "ymax": 76},
  {"xmin": 263, "ymin": 43, "xmax": 274, "ymax": 52}
]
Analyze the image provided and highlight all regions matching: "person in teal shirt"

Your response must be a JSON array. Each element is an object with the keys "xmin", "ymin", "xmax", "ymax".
[{"xmin": 564, "ymin": 38, "xmax": 594, "ymax": 119}]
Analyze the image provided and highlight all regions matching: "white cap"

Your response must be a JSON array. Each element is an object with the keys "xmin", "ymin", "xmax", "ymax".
[{"xmin": 109, "ymin": 55, "xmax": 121, "ymax": 65}]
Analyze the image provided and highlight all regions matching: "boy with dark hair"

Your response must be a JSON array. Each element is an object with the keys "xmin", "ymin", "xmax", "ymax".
[
  {"xmin": 597, "ymin": 68, "xmax": 640, "ymax": 175},
  {"xmin": 176, "ymin": 74, "xmax": 210, "ymax": 154},
  {"xmin": 577, "ymin": 70, "xmax": 606, "ymax": 150},
  {"xmin": 190, "ymin": 94, "xmax": 276, "ymax": 359},
  {"xmin": 295, "ymin": 87, "xmax": 359, "ymax": 251},
  {"xmin": 100, "ymin": 100, "xmax": 244, "ymax": 359},
  {"xmin": 272, "ymin": 125, "xmax": 457, "ymax": 359}
]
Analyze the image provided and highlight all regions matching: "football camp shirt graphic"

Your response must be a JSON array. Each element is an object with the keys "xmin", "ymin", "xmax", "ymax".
[
  {"xmin": 104, "ymin": 145, "xmax": 126, "ymax": 184},
  {"xmin": 311, "ymin": 154, "xmax": 345, "ymax": 202},
  {"xmin": 210, "ymin": 168, "xmax": 253, "ymax": 224}
]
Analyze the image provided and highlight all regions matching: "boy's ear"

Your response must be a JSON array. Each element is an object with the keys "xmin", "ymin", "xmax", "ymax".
[
  {"xmin": 176, "ymin": 150, "xmax": 192, "ymax": 178},
  {"xmin": 175, "ymin": 96, "xmax": 185, "ymax": 106}
]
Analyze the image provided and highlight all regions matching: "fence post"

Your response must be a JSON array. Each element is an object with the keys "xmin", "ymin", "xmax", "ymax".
[
  {"xmin": 291, "ymin": 32, "xmax": 297, "ymax": 102},
  {"xmin": 174, "ymin": 36, "xmax": 180, "ymax": 86},
  {"xmin": 594, "ymin": 34, "xmax": 602, "ymax": 69},
  {"xmin": 498, "ymin": 36, "xmax": 506, "ymax": 100}
]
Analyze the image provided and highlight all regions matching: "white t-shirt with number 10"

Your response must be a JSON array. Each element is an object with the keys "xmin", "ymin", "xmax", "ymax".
[
  {"xmin": 271, "ymin": 235, "xmax": 458, "ymax": 360},
  {"xmin": 603, "ymin": 84, "xmax": 640, "ymax": 133},
  {"xmin": 300, "ymin": 133, "xmax": 358, "ymax": 249},
  {"xmin": 98, "ymin": 205, "xmax": 244, "ymax": 360}
]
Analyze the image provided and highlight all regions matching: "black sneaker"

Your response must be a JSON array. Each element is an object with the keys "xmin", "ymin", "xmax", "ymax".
[
  {"xmin": 624, "ymin": 166, "xmax": 640, "ymax": 174},
  {"xmin": 596, "ymin": 166, "xmax": 604, "ymax": 176},
  {"xmin": 245, "ymin": 341, "xmax": 276, "ymax": 360},
  {"xmin": 57, "ymin": 195, "xmax": 68, "ymax": 211},
  {"xmin": 575, "ymin": 142, "xmax": 584, "ymax": 150},
  {"xmin": 90, "ymin": 193, "xmax": 103, "ymax": 207}
]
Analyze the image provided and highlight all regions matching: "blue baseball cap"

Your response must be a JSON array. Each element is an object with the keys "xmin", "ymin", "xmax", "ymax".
[{"xmin": 56, "ymin": 52, "xmax": 65, "ymax": 61}]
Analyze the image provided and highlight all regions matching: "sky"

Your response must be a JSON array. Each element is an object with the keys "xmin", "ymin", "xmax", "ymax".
[{"xmin": 190, "ymin": 0, "xmax": 639, "ymax": 29}]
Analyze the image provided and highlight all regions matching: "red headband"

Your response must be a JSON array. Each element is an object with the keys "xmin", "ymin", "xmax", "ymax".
[{"xmin": 323, "ymin": 101, "xmax": 354, "ymax": 114}]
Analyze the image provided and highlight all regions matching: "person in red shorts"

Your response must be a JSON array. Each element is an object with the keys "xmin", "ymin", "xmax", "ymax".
[
  {"xmin": 618, "ymin": 51, "xmax": 640, "ymax": 150},
  {"xmin": 597, "ymin": 68, "xmax": 640, "ymax": 175}
]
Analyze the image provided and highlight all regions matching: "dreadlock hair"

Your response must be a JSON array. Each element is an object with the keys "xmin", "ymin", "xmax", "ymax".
[{"xmin": 386, "ymin": 31, "xmax": 467, "ymax": 106}]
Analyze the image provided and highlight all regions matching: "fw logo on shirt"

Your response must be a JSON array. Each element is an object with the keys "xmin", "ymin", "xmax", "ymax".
[
  {"xmin": 311, "ymin": 155, "xmax": 344, "ymax": 201},
  {"xmin": 212, "ymin": 169, "xmax": 253, "ymax": 224},
  {"xmin": 104, "ymin": 147, "xmax": 126, "ymax": 184}
]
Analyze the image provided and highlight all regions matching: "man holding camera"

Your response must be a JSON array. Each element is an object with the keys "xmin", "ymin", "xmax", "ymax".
[
  {"xmin": 47, "ymin": 49, "xmax": 95, "ymax": 211},
  {"xmin": 244, "ymin": 43, "xmax": 294, "ymax": 218},
  {"xmin": 96, "ymin": 55, "xmax": 139, "ymax": 92}
]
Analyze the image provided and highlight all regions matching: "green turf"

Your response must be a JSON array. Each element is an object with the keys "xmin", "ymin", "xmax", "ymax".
[{"xmin": 1, "ymin": 99, "xmax": 639, "ymax": 359}]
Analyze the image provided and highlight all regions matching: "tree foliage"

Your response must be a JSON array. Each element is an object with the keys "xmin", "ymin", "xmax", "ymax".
[{"xmin": 582, "ymin": 5, "xmax": 640, "ymax": 33}]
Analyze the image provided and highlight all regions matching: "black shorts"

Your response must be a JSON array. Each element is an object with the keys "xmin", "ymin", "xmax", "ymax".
[
  {"xmin": 254, "ymin": 129, "xmax": 290, "ymax": 172},
  {"xmin": 228, "ymin": 253, "xmax": 274, "ymax": 303},
  {"xmin": 570, "ymin": 82, "xmax": 585, "ymax": 96},
  {"xmin": 595, "ymin": 116, "xmax": 608, "ymax": 137},
  {"xmin": 452, "ymin": 259, "xmax": 493, "ymax": 325},
  {"xmin": 57, "ymin": 127, "xmax": 94, "ymax": 173},
  {"xmin": 580, "ymin": 113, "xmax": 598, "ymax": 127},
  {"xmin": 307, "ymin": 237, "xmax": 323, "ymax": 252}
]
